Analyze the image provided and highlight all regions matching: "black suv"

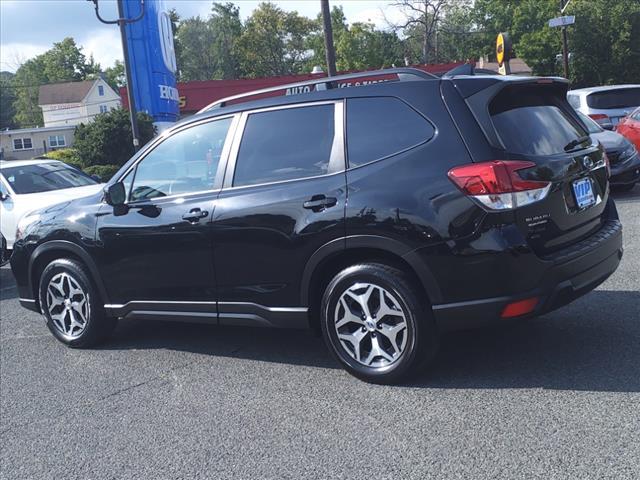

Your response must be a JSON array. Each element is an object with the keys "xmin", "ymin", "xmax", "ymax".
[{"xmin": 10, "ymin": 68, "xmax": 623, "ymax": 383}]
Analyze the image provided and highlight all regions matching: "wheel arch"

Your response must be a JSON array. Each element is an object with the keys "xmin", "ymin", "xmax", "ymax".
[
  {"xmin": 302, "ymin": 235, "xmax": 443, "ymax": 330},
  {"xmin": 29, "ymin": 241, "xmax": 109, "ymax": 309}
]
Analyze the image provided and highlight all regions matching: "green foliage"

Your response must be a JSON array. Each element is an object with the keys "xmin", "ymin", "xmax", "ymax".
[
  {"xmin": 12, "ymin": 38, "xmax": 101, "ymax": 128},
  {"xmin": 103, "ymin": 60, "xmax": 126, "ymax": 90},
  {"xmin": 83, "ymin": 164, "xmax": 121, "ymax": 182},
  {"xmin": 73, "ymin": 108, "xmax": 155, "ymax": 168},
  {"xmin": 0, "ymin": 71, "xmax": 17, "ymax": 129},
  {"xmin": 238, "ymin": 3, "xmax": 314, "ymax": 77},
  {"xmin": 43, "ymin": 148, "xmax": 84, "ymax": 169}
]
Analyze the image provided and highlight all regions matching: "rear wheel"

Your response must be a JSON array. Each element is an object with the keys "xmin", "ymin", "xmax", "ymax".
[
  {"xmin": 38, "ymin": 258, "xmax": 116, "ymax": 347},
  {"xmin": 320, "ymin": 263, "xmax": 438, "ymax": 384}
]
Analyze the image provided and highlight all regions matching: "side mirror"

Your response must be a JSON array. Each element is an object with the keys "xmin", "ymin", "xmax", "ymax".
[
  {"xmin": 602, "ymin": 122, "xmax": 614, "ymax": 131},
  {"xmin": 104, "ymin": 182, "xmax": 126, "ymax": 206}
]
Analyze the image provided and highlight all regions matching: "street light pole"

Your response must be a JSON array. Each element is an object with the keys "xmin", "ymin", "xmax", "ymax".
[{"xmin": 88, "ymin": 0, "xmax": 145, "ymax": 151}]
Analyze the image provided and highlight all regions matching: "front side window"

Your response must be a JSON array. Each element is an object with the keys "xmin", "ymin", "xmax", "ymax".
[
  {"xmin": 346, "ymin": 97, "xmax": 435, "ymax": 167},
  {"xmin": 233, "ymin": 104, "xmax": 336, "ymax": 187},
  {"xmin": 1, "ymin": 163, "xmax": 96, "ymax": 194},
  {"xmin": 129, "ymin": 117, "xmax": 232, "ymax": 202}
]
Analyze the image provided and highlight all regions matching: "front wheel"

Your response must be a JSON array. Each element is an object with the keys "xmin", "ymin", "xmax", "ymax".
[
  {"xmin": 320, "ymin": 263, "xmax": 439, "ymax": 384},
  {"xmin": 38, "ymin": 258, "xmax": 116, "ymax": 348}
]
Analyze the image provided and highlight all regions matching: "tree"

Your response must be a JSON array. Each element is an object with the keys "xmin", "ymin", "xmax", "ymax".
[
  {"xmin": 73, "ymin": 108, "xmax": 155, "ymax": 168},
  {"xmin": 103, "ymin": 60, "xmax": 126, "ymax": 90},
  {"xmin": 239, "ymin": 3, "xmax": 314, "ymax": 77},
  {"xmin": 0, "ymin": 71, "xmax": 17, "ymax": 129},
  {"xmin": 12, "ymin": 37, "xmax": 101, "ymax": 127},
  {"xmin": 335, "ymin": 23, "xmax": 404, "ymax": 70},
  {"xmin": 174, "ymin": 3, "xmax": 243, "ymax": 81}
]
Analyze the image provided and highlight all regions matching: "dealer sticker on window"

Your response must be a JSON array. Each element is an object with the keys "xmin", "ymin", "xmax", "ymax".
[{"xmin": 572, "ymin": 177, "xmax": 596, "ymax": 209}]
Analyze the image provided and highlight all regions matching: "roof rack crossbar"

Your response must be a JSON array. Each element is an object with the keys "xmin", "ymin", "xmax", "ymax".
[{"xmin": 197, "ymin": 67, "xmax": 437, "ymax": 113}]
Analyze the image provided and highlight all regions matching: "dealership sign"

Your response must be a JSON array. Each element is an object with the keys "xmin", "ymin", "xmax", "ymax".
[{"xmin": 122, "ymin": 0, "xmax": 179, "ymax": 126}]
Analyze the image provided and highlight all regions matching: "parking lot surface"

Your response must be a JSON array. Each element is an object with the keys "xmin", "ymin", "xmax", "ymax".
[{"xmin": 1, "ymin": 189, "xmax": 639, "ymax": 479}]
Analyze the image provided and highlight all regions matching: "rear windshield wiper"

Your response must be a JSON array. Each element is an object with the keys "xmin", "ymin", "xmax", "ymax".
[{"xmin": 564, "ymin": 135, "xmax": 591, "ymax": 152}]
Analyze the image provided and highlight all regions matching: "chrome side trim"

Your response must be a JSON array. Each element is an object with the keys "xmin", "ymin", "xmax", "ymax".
[{"xmin": 19, "ymin": 298, "xmax": 37, "ymax": 304}]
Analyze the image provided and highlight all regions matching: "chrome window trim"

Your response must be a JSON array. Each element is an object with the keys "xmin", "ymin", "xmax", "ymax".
[{"xmin": 221, "ymin": 99, "xmax": 346, "ymax": 190}]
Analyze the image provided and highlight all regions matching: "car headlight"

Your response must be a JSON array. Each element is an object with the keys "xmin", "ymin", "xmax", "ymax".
[
  {"xmin": 15, "ymin": 213, "xmax": 41, "ymax": 240},
  {"xmin": 620, "ymin": 143, "xmax": 638, "ymax": 162}
]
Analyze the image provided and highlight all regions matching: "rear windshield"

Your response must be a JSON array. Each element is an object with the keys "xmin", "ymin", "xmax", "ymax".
[
  {"xmin": 586, "ymin": 88, "xmax": 640, "ymax": 109},
  {"xmin": 490, "ymin": 85, "xmax": 588, "ymax": 156},
  {"xmin": 1, "ymin": 163, "xmax": 97, "ymax": 194}
]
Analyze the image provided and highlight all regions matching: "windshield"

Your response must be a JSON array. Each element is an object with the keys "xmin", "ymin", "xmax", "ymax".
[
  {"xmin": 1, "ymin": 163, "xmax": 97, "ymax": 194},
  {"xmin": 576, "ymin": 110, "xmax": 602, "ymax": 134}
]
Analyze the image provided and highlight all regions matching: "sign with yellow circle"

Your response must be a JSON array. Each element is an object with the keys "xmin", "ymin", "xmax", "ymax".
[{"xmin": 496, "ymin": 33, "xmax": 507, "ymax": 65}]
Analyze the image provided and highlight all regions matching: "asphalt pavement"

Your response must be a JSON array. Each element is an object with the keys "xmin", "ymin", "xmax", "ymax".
[{"xmin": 1, "ymin": 188, "xmax": 639, "ymax": 479}]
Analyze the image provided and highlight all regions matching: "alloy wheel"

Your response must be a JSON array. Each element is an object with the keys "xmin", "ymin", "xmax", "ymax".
[
  {"xmin": 46, "ymin": 272, "xmax": 89, "ymax": 338},
  {"xmin": 333, "ymin": 282, "xmax": 408, "ymax": 368}
]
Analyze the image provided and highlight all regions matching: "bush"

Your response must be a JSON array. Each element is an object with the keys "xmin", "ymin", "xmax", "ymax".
[
  {"xmin": 44, "ymin": 148, "xmax": 85, "ymax": 169},
  {"xmin": 74, "ymin": 108, "xmax": 155, "ymax": 167},
  {"xmin": 83, "ymin": 164, "xmax": 121, "ymax": 182}
]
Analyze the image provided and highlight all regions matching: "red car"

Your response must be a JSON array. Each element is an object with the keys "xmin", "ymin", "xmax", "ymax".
[{"xmin": 617, "ymin": 107, "xmax": 640, "ymax": 154}]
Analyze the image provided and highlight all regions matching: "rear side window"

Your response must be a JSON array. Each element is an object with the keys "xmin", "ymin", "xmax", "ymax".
[
  {"xmin": 490, "ymin": 86, "xmax": 588, "ymax": 156},
  {"xmin": 346, "ymin": 97, "xmax": 435, "ymax": 167},
  {"xmin": 233, "ymin": 104, "xmax": 335, "ymax": 187},
  {"xmin": 586, "ymin": 88, "xmax": 640, "ymax": 109},
  {"xmin": 567, "ymin": 94, "xmax": 580, "ymax": 109}
]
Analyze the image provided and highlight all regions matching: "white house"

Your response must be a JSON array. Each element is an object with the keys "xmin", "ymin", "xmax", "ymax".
[{"xmin": 38, "ymin": 78, "xmax": 121, "ymax": 128}]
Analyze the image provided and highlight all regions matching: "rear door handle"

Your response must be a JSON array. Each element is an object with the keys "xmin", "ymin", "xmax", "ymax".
[
  {"xmin": 182, "ymin": 208, "xmax": 208, "ymax": 222},
  {"xmin": 303, "ymin": 195, "xmax": 337, "ymax": 212}
]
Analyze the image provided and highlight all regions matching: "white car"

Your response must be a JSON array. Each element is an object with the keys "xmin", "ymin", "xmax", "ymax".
[
  {"xmin": 0, "ymin": 159, "xmax": 104, "ymax": 264},
  {"xmin": 567, "ymin": 84, "xmax": 640, "ymax": 128}
]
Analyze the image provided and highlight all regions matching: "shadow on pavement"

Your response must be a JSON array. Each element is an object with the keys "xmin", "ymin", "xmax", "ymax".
[
  {"xmin": 105, "ymin": 289, "xmax": 640, "ymax": 393},
  {"xmin": 0, "ymin": 266, "xmax": 19, "ymax": 301}
]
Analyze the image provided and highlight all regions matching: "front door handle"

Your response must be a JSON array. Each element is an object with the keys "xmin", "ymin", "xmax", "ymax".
[
  {"xmin": 182, "ymin": 208, "xmax": 208, "ymax": 222},
  {"xmin": 303, "ymin": 195, "xmax": 337, "ymax": 212}
]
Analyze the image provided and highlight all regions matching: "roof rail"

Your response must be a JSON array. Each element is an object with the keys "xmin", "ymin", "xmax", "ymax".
[{"xmin": 197, "ymin": 67, "xmax": 437, "ymax": 113}]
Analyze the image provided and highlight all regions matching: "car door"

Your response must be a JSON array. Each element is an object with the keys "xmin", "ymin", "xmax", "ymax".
[
  {"xmin": 212, "ymin": 101, "xmax": 347, "ymax": 328},
  {"xmin": 95, "ymin": 115, "xmax": 238, "ymax": 317}
]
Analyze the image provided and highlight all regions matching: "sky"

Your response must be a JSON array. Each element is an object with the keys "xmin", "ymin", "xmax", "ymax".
[{"xmin": 0, "ymin": 0, "xmax": 403, "ymax": 73}]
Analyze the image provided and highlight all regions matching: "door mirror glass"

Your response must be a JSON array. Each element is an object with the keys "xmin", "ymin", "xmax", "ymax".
[
  {"xmin": 105, "ymin": 182, "xmax": 126, "ymax": 206},
  {"xmin": 601, "ymin": 122, "xmax": 614, "ymax": 131}
]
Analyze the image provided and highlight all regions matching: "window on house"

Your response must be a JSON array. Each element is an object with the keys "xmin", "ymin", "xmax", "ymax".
[
  {"xmin": 49, "ymin": 135, "xmax": 66, "ymax": 148},
  {"xmin": 13, "ymin": 138, "xmax": 33, "ymax": 150},
  {"xmin": 98, "ymin": 85, "xmax": 105, "ymax": 96},
  {"xmin": 99, "ymin": 105, "xmax": 108, "ymax": 114}
]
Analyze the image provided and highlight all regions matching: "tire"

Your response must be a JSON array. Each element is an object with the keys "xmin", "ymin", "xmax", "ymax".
[
  {"xmin": 320, "ymin": 263, "xmax": 439, "ymax": 384},
  {"xmin": 38, "ymin": 258, "xmax": 116, "ymax": 348}
]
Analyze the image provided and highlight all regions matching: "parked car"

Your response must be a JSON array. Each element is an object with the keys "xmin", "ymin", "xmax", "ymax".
[
  {"xmin": 616, "ymin": 107, "xmax": 640, "ymax": 153},
  {"xmin": 10, "ymin": 69, "xmax": 623, "ymax": 384},
  {"xmin": 575, "ymin": 110, "xmax": 640, "ymax": 191},
  {"xmin": 567, "ymin": 84, "xmax": 640, "ymax": 128},
  {"xmin": 0, "ymin": 159, "xmax": 103, "ymax": 259}
]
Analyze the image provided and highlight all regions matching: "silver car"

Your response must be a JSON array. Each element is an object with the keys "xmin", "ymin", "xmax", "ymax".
[{"xmin": 568, "ymin": 84, "xmax": 640, "ymax": 128}]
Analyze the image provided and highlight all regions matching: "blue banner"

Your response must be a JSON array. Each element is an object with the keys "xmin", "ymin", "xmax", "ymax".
[{"xmin": 122, "ymin": 0, "xmax": 179, "ymax": 126}]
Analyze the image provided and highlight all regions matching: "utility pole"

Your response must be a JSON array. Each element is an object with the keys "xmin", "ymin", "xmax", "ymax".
[
  {"xmin": 320, "ymin": 0, "xmax": 337, "ymax": 77},
  {"xmin": 560, "ymin": 0, "xmax": 570, "ymax": 79},
  {"xmin": 88, "ymin": 0, "xmax": 145, "ymax": 151}
]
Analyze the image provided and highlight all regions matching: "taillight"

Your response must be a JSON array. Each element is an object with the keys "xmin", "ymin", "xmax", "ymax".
[
  {"xmin": 448, "ymin": 160, "xmax": 551, "ymax": 211},
  {"xmin": 589, "ymin": 113, "xmax": 609, "ymax": 124}
]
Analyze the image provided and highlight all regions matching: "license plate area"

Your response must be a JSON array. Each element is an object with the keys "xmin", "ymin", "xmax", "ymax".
[{"xmin": 572, "ymin": 177, "xmax": 596, "ymax": 209}]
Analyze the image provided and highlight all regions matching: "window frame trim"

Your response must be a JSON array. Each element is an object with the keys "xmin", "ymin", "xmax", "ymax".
[
  {"xmin": 13, "ymin": 137, "xmax": 34, "ymax": 151},
  {"xmin": 114, "ymin": 113, "xmax": 241, "ymax": 206},
  {"xmin": 221, "ymin": 100, "xmax": 346, "ymax": 191}
]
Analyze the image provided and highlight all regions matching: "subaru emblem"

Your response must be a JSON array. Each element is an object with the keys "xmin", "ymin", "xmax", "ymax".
[{"xmin": 582, "ymin": 156, "xmax": 594, "ymax": 170}]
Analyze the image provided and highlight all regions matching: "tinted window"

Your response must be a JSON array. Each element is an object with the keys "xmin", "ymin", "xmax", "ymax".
[
  {"xmin": 130, "ymin": 117, "xmax": 231, "ymax": 202},
  {"xmin": 576, "ymin": 110, "xmax": 602, "ymax": 134},
  {"xmin": 490, "ymin": 87, "xmax": 588, "ymax": 156},
  {"xmin": 586, "ymin": 88, "xmax": 640, "ymax": 109},
  {"xmin": 233, "ymin": 104, "xmax": 335, "ymax": 187},
  {"xmin": 1, "ymin": 163, "xmax": 96, "ymax": 194},
  {"xmin": 347, "ymin": 97, "xmax": 434, "ymax": 167}
]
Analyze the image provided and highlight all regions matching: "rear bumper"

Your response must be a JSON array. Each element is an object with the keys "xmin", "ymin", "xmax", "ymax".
[{"xmin": 432, "ymin": 218, "xmax": 623, "ymax": 331}]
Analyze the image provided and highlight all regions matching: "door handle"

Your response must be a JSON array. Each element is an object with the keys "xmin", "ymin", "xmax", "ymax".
[
  {"xmin": 182, "ymin": 208, "xmax": 208, "ymax": 222},
  {"xmin": 303, "ymin": 195, "xmax": 337, "ymax": 212}
]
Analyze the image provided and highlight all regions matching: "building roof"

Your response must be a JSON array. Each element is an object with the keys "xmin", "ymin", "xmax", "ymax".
[
  {"xmin": 0, "ymin": 125, "xmax": 76, "ymax": 136},
  {"xmin": 38, "ymin": 80, "xmax": 96, "ymax": 105}
]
